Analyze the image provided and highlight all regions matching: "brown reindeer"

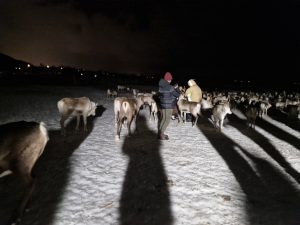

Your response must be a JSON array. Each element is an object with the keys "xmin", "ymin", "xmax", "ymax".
[
  {"xmin": 115, "ymin": 98, "xmax": 140, "ymax": 141},
  {"xmin": 0, "ymin": 121, "xmax": 49, "ymax": 224}
]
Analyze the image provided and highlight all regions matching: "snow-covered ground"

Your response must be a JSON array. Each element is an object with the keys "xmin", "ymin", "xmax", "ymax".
[{"xmin": 0, "ymin": 85, "xmax": 300, "ymax": 225}]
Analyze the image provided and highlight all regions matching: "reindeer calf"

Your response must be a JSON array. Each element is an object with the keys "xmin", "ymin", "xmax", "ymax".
[{"xmin": 0, "ymin": 121, "xmax": 49, "ymax": 224}]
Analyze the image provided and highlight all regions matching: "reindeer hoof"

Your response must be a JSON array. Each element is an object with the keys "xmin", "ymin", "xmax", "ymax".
[{"xmin": 115, "ymin": 135, "xmax": 120, "ymax": 142}]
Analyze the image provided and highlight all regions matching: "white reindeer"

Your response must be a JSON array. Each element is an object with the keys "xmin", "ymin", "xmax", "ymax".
[
  {"xmin": 57, "ymin": 97, "xmax": 97, "ymax": 135},
  {"xmin": 0, "ymin": 121, "xmax": 49, "ymax": 224}
]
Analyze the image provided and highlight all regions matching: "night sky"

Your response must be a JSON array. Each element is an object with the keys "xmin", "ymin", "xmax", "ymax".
[{"xmin": 0, "ymin": 0, "xmax": 300, "ymax": 81}]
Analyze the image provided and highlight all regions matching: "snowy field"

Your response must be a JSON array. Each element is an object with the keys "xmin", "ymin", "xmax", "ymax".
[{"xmin": 0, "ymin": 85, "xmax": 300, "ymax": 225}]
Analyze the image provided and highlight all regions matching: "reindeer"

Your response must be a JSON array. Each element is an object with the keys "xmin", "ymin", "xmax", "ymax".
[
  {"xmin": 0, "ymin": 121, "xmax": 49, "ymax": 224},
  {"xmin": 256, "ymin": 100, "xmax": 272, "ymax": 118},
  {"xmin": 136, "ymin": 94, "xmax": 155, "ymax": 112},
  {"xmin": 117, "ymin": 85, "xmax": 126, "ymax": 92},
  {"xmin": 177, "ymin": 94, "xmax": 201, "ymax": 126},
  {"xmin": 275, "ymin": 101, "xmax": 286, "ymax": 110},
  {"xmin": 114, "ymin": 97, "xmax": 144, "ymax": 125},
  {"xmin": 178, "ymin": 86, "xmax": 186, "ymax": 94},
  {"xmin": 200, "ymin": 98, "xmax": 213, "ymax": 110},
  {"xmin": 212, "ymin": 101, "xmax": 232, "ymax": 131},
  {"xmin": 245, "ymin": 105, "xmax": 258, "ymax": 129},
  {"xmin": 107, "ymin": 89, "xmax": 118, "ymax": 98},
  {"xmin": 115, "ymin": 98, "xmax": 140, "ymax": 141},
  {"xmin": 132, "ymin": 89, "xmax": 139, "ymax": 97},
  {"xmin": 57, "ymin": 97, "xmax": 97, "ymax": 135},
  {"xmin": 114, "ymin": 97, "xmax": 128, "ymax": 124},
  {"xmin": 150, "ymin": 101, "xmax": 158, "ymax": 121}
]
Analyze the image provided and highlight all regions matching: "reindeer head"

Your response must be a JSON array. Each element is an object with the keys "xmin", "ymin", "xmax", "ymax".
[{"xmin": 89, "ymin": 102, "xmax": 98, "ymax": 116}]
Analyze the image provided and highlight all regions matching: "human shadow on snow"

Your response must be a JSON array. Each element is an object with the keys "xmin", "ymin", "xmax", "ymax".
[
  {"xmin": 119, "ymin": 115, "xmax": 173, "ymax": 225},
  {"xmin": 0, "ymin": 106, "xmax": 105, "ymax": 225},
  {"xmin": 197, "ymin": 117, "xmax": 300, "ymax": 225},
  {"xmin": 228, "ymin": 113, "xmax": 300, "ymax": 184},
  {"xmin": 255, "ymin": 116, "xmax": 300, "ymax": 150},
  {"xmin": 267, "ymin": 108, "xmax": 300, "ymax": 133}
]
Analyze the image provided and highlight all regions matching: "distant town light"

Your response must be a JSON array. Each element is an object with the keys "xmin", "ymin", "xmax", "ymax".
[
  {"xmin": 60, "ymin": 67, "xmax": 63, "ymax": 70},
  {"xmin": 27, "ymin": 64, "xmax": 31, "ymax": 68},
  {"xmin": 94, "ymin": 74, "xmax": 97, "ymax": 78},
  {"xmin": 46, "ymin": 65, "xmax": 50, "ymax": 68},
  {"xmin": 81, "ymin": 73, "xmax": 83, "ymax": 76}
]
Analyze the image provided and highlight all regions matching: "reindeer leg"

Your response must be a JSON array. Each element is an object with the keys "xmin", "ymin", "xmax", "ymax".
[
  {"xmin": 75, "ymin": 115, "xmax": 80, "ymax": 131},
  {"xmin": 219, "ymin": 119, "xmax": 224, "ymax": 132},
  {"xmin": 193, "ymin": 115, "xmax": 199, "ymax": 127},
  {"xmin": 60, "ymin": 115, "xmax": 68, "ymax": 135},
  {"xmin": 9, "ymin": 167, "xmax": 35, "ymax": 225},
  {"xmin": 83, "ymin": 116, "xmax": 88, "ymax": 132},
  {"xmin": 115, "ymin": 111, "xmax": 119, "ymax": 126},
  {"xmin": 127, "ymin": 116, "xmax": 133, "ymax": 136},
  {"xmin": 115, "ymin": 119, "xmax": 122, "ymax": 141},
  {"xmin": 180, "ymin": 112, "xmax": 184, "ymax": 123},
  {"xmin": 177, "ymin": 111, "xmax": 181, "ymax": 123}
]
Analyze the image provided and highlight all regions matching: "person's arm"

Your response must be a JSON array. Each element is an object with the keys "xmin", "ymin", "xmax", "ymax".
[{"xmin": 171, "ymin": 86, "xmax": 180, "ymax": 98}]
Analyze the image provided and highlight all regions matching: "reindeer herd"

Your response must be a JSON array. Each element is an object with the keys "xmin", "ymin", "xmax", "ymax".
[
  {"xmin": 0, "ymin": 84, "xmax": 299, "ymax": 224},
  {"xmin": 110, "ymin": 86, "xmax": 299, "ymax": 140}
]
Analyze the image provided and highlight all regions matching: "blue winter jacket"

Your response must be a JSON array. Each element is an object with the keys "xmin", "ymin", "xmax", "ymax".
[{"xmin": 158, "ymin": 78, "xmax": 180, "ymax": 109}]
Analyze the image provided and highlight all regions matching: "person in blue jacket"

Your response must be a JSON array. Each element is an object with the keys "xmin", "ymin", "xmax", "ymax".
[{"xmin": 158, "ymin": 72, "xmax": 180, "ymax": 140}]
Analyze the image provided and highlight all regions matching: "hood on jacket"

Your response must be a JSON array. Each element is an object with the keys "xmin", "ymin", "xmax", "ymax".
[{"xmin": 188, "ymin": 79, "xmax": 197, "ymax": 87}]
